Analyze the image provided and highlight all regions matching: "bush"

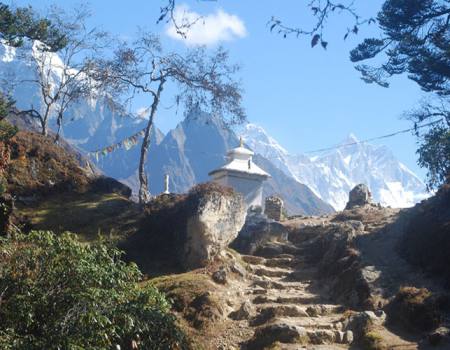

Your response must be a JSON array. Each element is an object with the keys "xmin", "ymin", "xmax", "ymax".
[
  {"xmin": 388, "ymin": 286, "xmax": 444, "ymax": 332},
  {"xmin": 0, "ymin": 120, "xmax": 17, "ymax": 142},
  {"xmin": 0, "ymin": 231, "xmax": 189, "ymax": 350}
]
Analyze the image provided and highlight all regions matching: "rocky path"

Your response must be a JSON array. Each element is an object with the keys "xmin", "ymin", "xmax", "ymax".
[
  {"xmin": 210, "ymin": 211, "xmax": 428, "ymax": 350},
  {"xmin": 211, "ymin": 238, "xmax": 356, "ymax": 349},
  {"xmin": 239, "ymin": 240, "xmax": 353, "ymax": 350}
]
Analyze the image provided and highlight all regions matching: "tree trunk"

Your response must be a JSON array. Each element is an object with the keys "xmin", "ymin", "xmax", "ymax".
[
  {"xmin": 138, "ymin": 80, "xmax": 165, "ymax": 205},
  {"xmin": 40, "ymin": 105, "xmax": 51, "ymax": 137},
  {"xmin": 54, "ymin": 112, "xmax": 63, "ymax": 143},
  {"xmin": 41, "ymin": 119, "xmax": 47, "ymax": 137}
]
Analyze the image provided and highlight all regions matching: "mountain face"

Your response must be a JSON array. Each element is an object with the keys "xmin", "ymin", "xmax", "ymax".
[
  {"xmin": 0, "ymin": 41, "xmax": 332, "ymax": 215},
  {"xmin": 0, "ymin": 40, "xmax": 160, "ymax": 152},
  {"xmin": 114, "ymin": 111, "xmax": 334, "ymax": 215},
  {"xmin": 3, "ymin": 40, "xmax": 424, "ymax": 213},
  {"xmin": 241, "ymin": 124, "xmax": 429, "ymax": 210}
]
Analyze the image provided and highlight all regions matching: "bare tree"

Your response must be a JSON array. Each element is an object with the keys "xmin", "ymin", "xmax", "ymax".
[
  {"xmin": 97, "ymin": 32, "xmax": 245, "ymax": 204},
  {"xmin": 158, "ymin": 0, "xmax": 373, "ymax": 48},
  {"xmin": 267, "ymin": 0, "xmax": 375, "ymax": 47},
  {"xmin": 16, "ymin": 6, "xmax": 107, "ymax": 139}
]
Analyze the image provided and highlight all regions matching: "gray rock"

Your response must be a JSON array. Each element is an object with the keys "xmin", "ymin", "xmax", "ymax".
[
  {"xmin": 231, "ymin": 206, "xmax": 288, "ymax": 255},
  {"xmin": 334, "ymin": 331, "xmax": 345, "ymax": 344},
  {"xmin": 229, "ymin": 301, "xmax": 252, "ymax": 321},
  {"xmin": 305, "ymin": 305, "xmax": 333, "ymax": 317},
  {"xmin": 212, "ymin": 268, "xmax": 227, "ymax": 284},
  {"xmin": 247, "ymin": 323, "xmax": 306, "ymax": 349},
  {"xmin": 345, "ymin": 184, "xmax": 372, "ymax": 209},
  {"xmin": 230, "ymin": 262, "xmax": 246, "ymax": 277},
  {"xmin": 265, "ymin": 196, "xmax": 284, "ymax": 221},
  {"xmin": 184, "ymin": 190, "xmax": 246, "ymax": 269},
  {"xmin": 307, "ymin": 329, "xmax": 335, "ymax": 344},
  {"xmin": 346, "ymin": 311, "xmax": 385, "ymax": 339}
]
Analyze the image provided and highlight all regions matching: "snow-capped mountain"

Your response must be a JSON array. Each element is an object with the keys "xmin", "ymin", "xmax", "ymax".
[
  {"xmin": 242, "ymin": 124, "xmax": 429, "ymax": 210},
  {"xmin": 110, "ymin": 110, "xmax": 334, "ymax": 215},
  {"xmin": 1, "ymin": 40, "xmax": 427, "ymax": 212},
  {"xmin": 2, "ymin": 41, "xmax": 160, "ymax": 149},
  {"xmin": 0, "ymin": 41, "xmax": 333, "ymax": 215}
]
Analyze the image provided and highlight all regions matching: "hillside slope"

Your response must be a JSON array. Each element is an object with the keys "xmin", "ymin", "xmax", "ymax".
[{"xmin": 1, "ymin": 123, "xmax": 140, "ymax": 239}]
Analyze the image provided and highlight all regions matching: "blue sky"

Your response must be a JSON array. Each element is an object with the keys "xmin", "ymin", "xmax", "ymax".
[{"xmin": 20, "ymin": 0, "xmax": 427, "ymax": 176}]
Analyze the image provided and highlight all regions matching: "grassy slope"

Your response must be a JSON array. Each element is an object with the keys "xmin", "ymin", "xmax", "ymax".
[
  {"xmin": 4, "ymin": 129, "xmax": 142, "ymax": 241},
  {"xmin": 17, "ymin": 191, "xmax": 142, "ymax": 241}
]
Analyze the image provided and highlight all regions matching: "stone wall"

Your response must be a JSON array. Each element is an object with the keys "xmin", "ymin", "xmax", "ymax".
[{"xmin": 264, "ymin": 196, "xmax": 284, "ymax": 221}]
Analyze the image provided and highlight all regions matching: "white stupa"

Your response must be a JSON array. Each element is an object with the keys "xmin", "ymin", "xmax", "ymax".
[{"xmin": 209, "ymin": 138, "xmax": 270, "ymax": 208}]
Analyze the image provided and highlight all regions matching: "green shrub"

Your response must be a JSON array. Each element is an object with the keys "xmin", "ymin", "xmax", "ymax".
[
  {"xmin": 0, "ymin": 119, "xmax": 17, "ymax": 142},
  {"xmin": 0, "ymin": 231, "xmax": 189, "ymax": 350}
]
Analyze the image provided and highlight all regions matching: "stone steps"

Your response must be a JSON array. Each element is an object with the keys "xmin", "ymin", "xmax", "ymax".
[
  {"xmin": 252, "ymin": 266, "xmax": 292, "ymax": 278},
  {"xmin": 242, "ymin": 254, "xmax": 301, "ymax": 269},
  {"xmin": 252, "ymin": 294, "xmax": 323, "ymax": 305},
  {"xmin": 245, "ymin": 321, "xmax": 353, "ymax": 349},
  {"xmin": 250, "ymin": 306, "xmax": 310, "ymax": 326},
  {"xmin": 239, "ymin": 240, "xmax": 356, "ymax": 349},
  {"xmin": 253, "ymin": 242, "xmax": 306, "ymax": 258},
  {"xmin": 251, "ymin": 280, "xmax": 297, "ymax": 290}
]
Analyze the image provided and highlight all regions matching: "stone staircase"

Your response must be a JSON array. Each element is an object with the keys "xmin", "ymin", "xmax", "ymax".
[{"xmin": 240, "ymin": 241, "xmax": 354, "ymax": 349}]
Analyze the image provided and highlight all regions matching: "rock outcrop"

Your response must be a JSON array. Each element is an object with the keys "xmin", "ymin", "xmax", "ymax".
[
  {"xmin": 148, "ymin": 185, "xmax": 450, "ymax": 349},
  {"xmin": 231, "ymin": 206, "xmax": 288, "ymax": 255},
  {"xmin": 398, "ymin": 183, "xmax": 450, "ymax": 287},
  {"xmin": 184, "ymin": 188, "xmax": 246, "ymax": 268},
  {"xmin": 264, "ymin": 196, "xmax": 284, "ymax": 221},
  {"xmin": 123, "ymin": 183, "xmax": 246, "ymax": 273},
  {"xmin": 345, "ymin": 184, "xmax": 372, "ymax": 210}
]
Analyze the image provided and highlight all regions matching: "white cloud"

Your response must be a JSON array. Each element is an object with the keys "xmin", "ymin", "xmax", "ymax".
[{"xmin": 166, "ymin": 5, "xmax": 247, "ymax": 46}]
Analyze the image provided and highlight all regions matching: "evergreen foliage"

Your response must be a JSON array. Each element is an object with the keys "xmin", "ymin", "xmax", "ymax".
[
  {"xmin": 417, "ymin": 125, "xmax": 450, "ymax": 189},
  {"xmin": 0, "ymin": 231, "xmax": 189, "ymax": 350},
  {"xmin": 350, "ymin": 0, "xmax": 450, "ymax": 95},
  {"xmin": 0, "ymin": 2, "xmax": 66, "ymax": 51},
  {"xmin": 349, "ymin": 0, "xmax": 450, "ymax": 189}
]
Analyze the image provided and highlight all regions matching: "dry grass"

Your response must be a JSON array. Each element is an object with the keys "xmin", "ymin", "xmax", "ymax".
[
  {"xmin": 151, "ymin": 271, "xmax": 222, "ymax": 325},
  {"xmin": 17, "ymin": 191, "xmax": 141, "ymax": 241},
  {"xmin": 388, "ymin": 286, "xmax": 443, "ymax": 332},
  {"xmin": 151, "ymin": 271, "xmax": 216, "ymax": 312},
  {"xmin": 7, "ymin": 131, "xmax": 91, "ymax": 196},
  {"xmin": 362, "ymin": 331, "xmax": 387, "ymax": 350}
]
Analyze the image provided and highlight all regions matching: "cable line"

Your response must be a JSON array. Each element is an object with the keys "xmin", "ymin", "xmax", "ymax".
[{"xmin": 304, "ymin": 119, "xmax": 443, "ymax": 154}]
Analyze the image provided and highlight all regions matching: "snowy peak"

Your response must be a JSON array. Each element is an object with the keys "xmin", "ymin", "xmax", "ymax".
[
  {"xmin": 342, "ymin": 133, "xmax": 359, "ymax": 144},
  {"xmin": 0, "ymin": 40, "xmax": 428, "ymax": 213},
  {"xmin": 242, "ymin": 123, "xmax": 429, "ymax": 210},
  {"xmin": 241, "ymin": 123, "xmax": 288, "ymax": 156}
]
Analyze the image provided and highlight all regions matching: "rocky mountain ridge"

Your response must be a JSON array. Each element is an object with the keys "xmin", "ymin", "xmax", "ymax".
[
  {"xmin": 0, "ymin": 41, "xmax": 332, "ymax": 215},
  {"xmin": 241, "ymin": 123, "xmax": 430, "ymax": 210}
]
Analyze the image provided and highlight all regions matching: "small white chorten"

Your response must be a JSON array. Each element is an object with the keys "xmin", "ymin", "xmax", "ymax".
[{"xmin": 209, "ymin": 138, "xmax": 270, "ymax": 208}]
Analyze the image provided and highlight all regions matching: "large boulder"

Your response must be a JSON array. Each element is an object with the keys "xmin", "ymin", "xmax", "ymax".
[
  {"xmin": 122, "ymin": 183, "xmax": 246, "ymax": 273},
  {"xmin": 184, "ymin": 187, "xmax": 246, "ymax": 268},
  {"xmin": 231, "ymin": 206, "xmax": 288, "ymax": 255},
  {"xmin": 345, "ymin": 184, "xmax": 372, "ymax": 210}
]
